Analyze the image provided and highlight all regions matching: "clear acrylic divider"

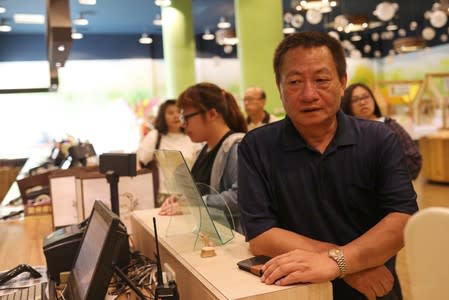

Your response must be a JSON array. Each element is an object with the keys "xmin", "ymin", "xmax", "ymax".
[{"xmin": 155, "ymin": 150, "xmax": 234, "ymax": 251}]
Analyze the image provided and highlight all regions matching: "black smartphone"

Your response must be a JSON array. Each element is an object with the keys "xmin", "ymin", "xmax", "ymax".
[{"xmin": 237, "ymin": 255, "xmax": 271, "ymax": 277}]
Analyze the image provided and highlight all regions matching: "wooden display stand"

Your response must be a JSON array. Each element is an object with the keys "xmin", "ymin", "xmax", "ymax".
[
  {"xmin": 375, "ymin": 80, "xmax": 424, "ymax": 121},
  {"xmin": 130, "ymin": 209, "xmax": 332, "ymax": 300},
  {"xmin": 420, "ymin": 129, "xmax": 449, "ymax": 183}
]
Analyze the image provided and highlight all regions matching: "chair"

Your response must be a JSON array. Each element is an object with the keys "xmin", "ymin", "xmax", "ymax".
[{"xmin": 404, "ymin": 207, "xmax": 449, "ymax": 300}]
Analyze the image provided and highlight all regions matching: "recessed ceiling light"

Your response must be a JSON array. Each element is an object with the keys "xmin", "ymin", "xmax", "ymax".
[
  {"xmin": 14, "ymin": 14, "xmax": 45, "ymax": 24},
  {"xmin": 139, "ymin": 33, "xmax": 153, "ymax": 44},
  {"xmin": 0, "ymin": 6, "xmax": 6, "ymax": 14}
]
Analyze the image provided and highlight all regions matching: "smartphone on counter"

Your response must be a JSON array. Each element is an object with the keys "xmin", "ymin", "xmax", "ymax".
[{"xmin": 237, "ymin": 255, "xmax": 271, "ymax": 277}]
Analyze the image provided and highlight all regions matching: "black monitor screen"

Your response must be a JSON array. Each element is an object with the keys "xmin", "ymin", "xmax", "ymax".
[{"xmin": 67, "ymin": 200, "xmax": 126, "ymax": 300}]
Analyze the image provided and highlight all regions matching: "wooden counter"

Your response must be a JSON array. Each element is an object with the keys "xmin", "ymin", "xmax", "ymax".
[
  {"xmin": 0, "ymin": 215, "xmax": 52, "ymax": 270},
  {"xmin": 131, "ymin": 209, "xmax": 333, "ymax": 300},
  {"xmin": 420, "ymin": 129, "xmax": 449, "ymax": 183}
]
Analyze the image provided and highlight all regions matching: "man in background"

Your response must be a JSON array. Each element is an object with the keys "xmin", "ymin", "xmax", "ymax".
[{"xmin": 243, "ymin": 86, "xmax": 278, "ymax": 131}]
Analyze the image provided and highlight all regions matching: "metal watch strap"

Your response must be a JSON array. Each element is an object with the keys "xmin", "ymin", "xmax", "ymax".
[{"xmin": 329, "ymin": 248, "xmax": 347, "ymax": 278}]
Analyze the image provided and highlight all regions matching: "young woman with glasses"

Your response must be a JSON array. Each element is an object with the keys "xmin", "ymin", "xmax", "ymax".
[
  {"xmin": 159, "ymin": 82, "xmax": 248, "ymax": 234},
  {"xmin": 341, "ymin": 83, "xmax": 422, "ymax": 179}
]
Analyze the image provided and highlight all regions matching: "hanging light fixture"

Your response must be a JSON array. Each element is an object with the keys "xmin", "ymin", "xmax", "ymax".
[
  {"xmin": 74, "ymin": 13, "xmax": 88, "ymax": 26},
  {"xmin": 153, "ymin": 14, "xmax": 162, "ymax": 26},
  {"xmin": 139, "ymin": 33, "xmax": 153, "ymax": 44},
  {"xmin": 202, "ymin": 28, "xmax": 215, "ymax": 40},
  {"xmin": 154, "ymin": 0, "xmax": 171, "ymax": 7},
  {"xmin": 217, "ymin": 17, "xmax": 231, "ymax": 29},
  {"xmin": 71, "ymin": 29, "xmax": 83, "ymax": 39},
  {"xmin": 0, "ymin": 18, "xmax": 11, "ymax": 32}
]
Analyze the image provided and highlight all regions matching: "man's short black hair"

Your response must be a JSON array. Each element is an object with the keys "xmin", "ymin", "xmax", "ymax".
[{"xmin": 273, "ymin": 31, "xmax": 347, "ymax": 84}]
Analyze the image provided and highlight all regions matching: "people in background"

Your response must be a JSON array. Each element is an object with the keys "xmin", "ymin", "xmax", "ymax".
[
  {"xmin": 238, "ymin": 32, "xmax": 417, "ymax": 300},
  {"xmin": 243, "ymin": 86, "xmax": 279, "ymax": 130},
  {"xmin": 136, "ymin": 99, "xmax": 200, "ymax": 205},
  {"xmin": 159, "ymin": 82, "xmax": 247, "ymax": 234},
  {"xmin": 341, "ymin": 83, "xmax": 422, "ymax": 180}
]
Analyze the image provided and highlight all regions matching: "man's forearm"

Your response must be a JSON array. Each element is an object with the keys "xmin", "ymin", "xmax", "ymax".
[
  {"xmin": 342, "ymin": 212, "xmax": 411, "ymax": 274},
  {"xmin": 249, "ymin": 227, "xmax": 336, "ymax": 257}
]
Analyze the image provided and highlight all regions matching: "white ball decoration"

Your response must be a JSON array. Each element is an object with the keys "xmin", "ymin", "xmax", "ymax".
[
  {"xmin": 422, "ymin": 26, "xmax": 436, "ymax": 40},
  {"xmin": 306, "ymin": 9, "xmax": 323, "ymax": 25},
  {"xmin": 430, "ymin": 10, "xmax": 448, "ymax": 28},
  {"xmin": 334, "ymin": 15, "xmax": 348, "ymax": 31},
  {"xmin": 373, "ymin": 2, "xmax": 399, "ymax": 22},
  {"xmin": 328, "ymin": 31, "xmax": 340, "ymax": 40},
  {"xmin": 363, "ymin": 44, "xmax": 372, "ymax": 53},
  {"xmin": 350, "ymin": 49, "xmax": 362, "ymax": 59},
  {"xmin": 291, "ymin": 14, "xmax": 305, "ymax": 28}
]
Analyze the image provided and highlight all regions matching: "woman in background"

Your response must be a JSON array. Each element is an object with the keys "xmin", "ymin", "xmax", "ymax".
[
  {"xmin": 341, "ymin": 83, "xmax": 422, "ymax": 179},
  {"xmin": 159, "ymin": 82, "xmax": 247, "ymax": 233},
  {"xmin": 137, "ymin": 99, "xmax": 200, "ymax": 205}
]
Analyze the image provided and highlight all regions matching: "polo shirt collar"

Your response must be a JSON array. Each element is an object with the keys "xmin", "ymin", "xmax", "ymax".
[{"xmin": 280, "ymin": 110, "xmax": 357, "ymax": 151}]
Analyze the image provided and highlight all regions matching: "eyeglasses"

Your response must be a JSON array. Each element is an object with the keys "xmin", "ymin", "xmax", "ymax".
[
  {"xmin": 180, "ymin": 111, "xmax": 203, "ymax": 124},
  {"xmin": 351, "ymin": 94, "xmax": 371, "ymax": 104}
]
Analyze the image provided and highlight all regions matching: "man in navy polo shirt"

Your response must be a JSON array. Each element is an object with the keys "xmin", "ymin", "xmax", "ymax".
[{"xmin": 238, "ymin": 31, "xmax": 417, "ymax": 300}]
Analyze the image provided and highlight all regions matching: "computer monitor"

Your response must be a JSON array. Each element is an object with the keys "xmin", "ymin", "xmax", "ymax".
[{"xmin": 64, "ymin": 200, "xmax": 128, "ymax": 300}]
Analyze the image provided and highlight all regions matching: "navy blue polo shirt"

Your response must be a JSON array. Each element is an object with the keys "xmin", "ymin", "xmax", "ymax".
[{"xmin": 238, "ymin": 110, "xmax": 417, "ymax": 299}]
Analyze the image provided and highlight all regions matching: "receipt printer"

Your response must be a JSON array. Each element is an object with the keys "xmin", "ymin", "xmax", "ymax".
[{"xmin": 43, "ymin": 222, "xmax": 85, "ymax": 281}]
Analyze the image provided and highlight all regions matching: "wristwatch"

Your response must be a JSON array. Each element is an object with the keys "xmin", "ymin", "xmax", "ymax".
[{"xmin": 328, "ymin": 248, "xmax": 347, "ymax": 278}]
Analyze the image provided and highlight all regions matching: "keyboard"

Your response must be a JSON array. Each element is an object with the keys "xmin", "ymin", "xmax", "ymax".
[{"xmin": 0, "ymin": 282, "xmax": 47, "ymax": 300}]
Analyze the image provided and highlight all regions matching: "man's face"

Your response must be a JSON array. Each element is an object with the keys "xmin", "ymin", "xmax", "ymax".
[
  {"xmin": 277, "ymin": 46, "xmax": 347, "ymax": 130},
  {"xmin": 243, "ymin": 88, "xmax": 265, "ymax": 115}
]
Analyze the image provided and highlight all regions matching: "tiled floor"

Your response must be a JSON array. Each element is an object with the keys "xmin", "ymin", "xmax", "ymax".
[{"xmin": 396, "ymin": 174, "xmax": 449, "ymax": 300}]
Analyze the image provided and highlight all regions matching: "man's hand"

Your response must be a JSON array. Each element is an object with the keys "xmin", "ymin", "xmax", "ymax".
[
  {"xmin": 260, "ymin": 249, "xmax": 340, "ymax": 285},
  {"xmin": 158, "ymin": 195, "xmax": 182, "ymax": 216},
  {"xmin": 343, "ymin": 265, "xmax": 394, "ymax": 300}
]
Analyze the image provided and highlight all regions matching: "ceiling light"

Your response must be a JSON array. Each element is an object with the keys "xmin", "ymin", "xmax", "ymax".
[
  {"xmin": 139, "ymin": 33, "xmax": 153, "ymax": 44},
  {"xmin": 79, "ymin": 0, "xmax": 96, "ymax": 5},
  {"xmin": 74, "ymin": 14, "xmax": 88, "ymax": 26},
  {"xmin": 55, "ymin": 62, "xmax": 62, "ymax": 68},
  {"xmin": 153, "ymin": 14, "xmax": 162, "ymax": 26},
  {"xmin": 71, "ymin": 30, "xmax": 83, "ymax": 39},
  {"xmin": 217, "ymin": 17, "xmax": 231, "ymax": 29},
  {"xmin": 14, "ymin": 14, "xmax": 45, "ymax": 24},
  {"xmin": 0, "ymin": 6, "xmax": 5, "ymax": 14},
  {"xmin": 57, "ymin": 45, "xmax": 66, "ymax": 52},
  {"xmin": 154, "ymin": 0, "xmax": 171, "ymax": 7},
  {"xmin": 202, "ymin": 28, "xmax": 215, "ymax": 40},
  {"xmin": 0, "ymin": 19, "xmax": 11, "ymax": 32}
]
